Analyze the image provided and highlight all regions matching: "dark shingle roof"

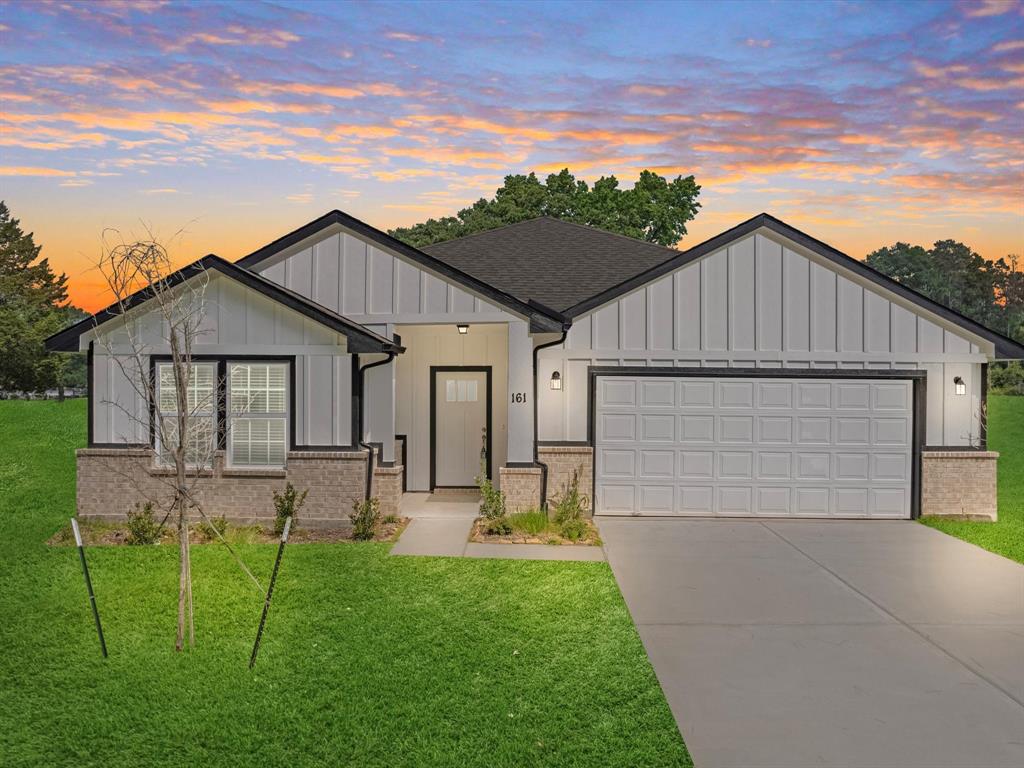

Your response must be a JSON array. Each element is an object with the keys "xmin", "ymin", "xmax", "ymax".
[{"xmin": 422, "ymin": 217, "xmax": 679, "ymax": 312}]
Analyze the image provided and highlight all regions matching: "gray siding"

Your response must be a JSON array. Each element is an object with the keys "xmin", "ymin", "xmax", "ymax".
[
  {"xmin": 256, "ymin": 228, "xmax": 514, "ymax": 324},
  {"xmin": 540, "ymin": 232, "xmax": 987, "ymax": 446},
  {"xmin": 88, "ymin": 273, "xmax": 354, "ymax": 448}
]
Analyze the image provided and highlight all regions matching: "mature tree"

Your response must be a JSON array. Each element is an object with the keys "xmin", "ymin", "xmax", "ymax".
[
  {"xmin": 865, "ymin": 240, "xmax": 1024, "ymax": 344},
  {"xmin": 390, "ymin": 168, "xmax": 701, "ymax": 247},
  {"xmin": 0, "ymin": 201, "xmax": 70, "ymax": 392}
]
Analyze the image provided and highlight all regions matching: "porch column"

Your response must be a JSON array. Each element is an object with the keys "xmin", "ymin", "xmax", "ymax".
[
  {"xmin": 506, "ymin": 319, "xmax": 534, "ymax": 464},
  {"xmin": 363, "ymin": 355, "xmax": 396, "ymax": 463}
]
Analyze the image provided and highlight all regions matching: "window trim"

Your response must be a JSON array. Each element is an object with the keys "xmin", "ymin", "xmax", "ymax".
[
  {"xmin": 153, "ymin": 360, "xmax": 219, "ymax": 468},
  {"xmin": 226, "ymin": 360, "xmax": 290, "ymax": 469}
]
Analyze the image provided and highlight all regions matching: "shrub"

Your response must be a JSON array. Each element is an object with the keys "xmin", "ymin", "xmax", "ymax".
[
  {"xmin": 350, "ymin": 497, "xmax": 381, "ymax": 541},
  {"xmin": 484, "ymin": 516, "xmax": 512, "ymax": 535},
  {"xmin": 550, "ymin": 468, "xmax": 590, "ymax": 525},
  {"xmin": 195, "ymin": 515, "xmax": 227, "ymax": 540},
  {"xmin": 560, "ymin": 518, "xmax": 588, "ymax": 542},
  {"xmin": 382, "ymin": 513, "xmax": 400, "ymax": 525},
  {"xmin": 126, "ymin": 502, "xmax": 161, "ymax": 545},
  {"xmin": 272, "ymin": 482, "xmax": 308, "ymax": 536},
  {"xmin": 989, "ymin": 361, "xmax": 1024, "ymax": 395},
  {"xmin": 508, "ymin": 509, "xmax": 550, "ymax": 536},
  {"xmin": 476, "ymin": 456, "xmax": 506, "ymax": 520}
]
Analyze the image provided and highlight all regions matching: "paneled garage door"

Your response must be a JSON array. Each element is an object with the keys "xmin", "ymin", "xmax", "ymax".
[{"xmin": 594, "ymin": 375, "xmax": 914, "ymax": 518}]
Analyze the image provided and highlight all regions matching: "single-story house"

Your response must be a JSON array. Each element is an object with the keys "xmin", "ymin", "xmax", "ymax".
[{"xmin": 48, "ymin": 211, "xmax": 1024, "ymax": 525}]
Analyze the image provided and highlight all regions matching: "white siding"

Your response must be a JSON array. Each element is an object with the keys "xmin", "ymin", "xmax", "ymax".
[
  {"xmin": 542, "ymin": 232, "xmax": 987, "ymax": 446},
  {"xmin": 256, "ymin": 228, "xmax": 514, "ymax": 325},
  {"xmin": 88, "ymin": 274, "xmax": 354, "ymax": 448}
]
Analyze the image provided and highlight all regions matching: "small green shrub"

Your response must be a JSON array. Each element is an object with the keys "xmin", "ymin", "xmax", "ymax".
[
  {"xmin": 508, "ymin": 509, "xmax": 550, "ymax": 536},
  {"xmin": 484, "ymin": 516, "xmax": 512, "ymax": 535},
  {"xmin": 476, "ymin": 456, "xmax": 506, "ymax": 520},
  {"xmin": 125, "ymin": 502, "xmax": 161, "ymax": 545},
  {"xmin": 272, "ymin": 482, "xmax": 308, "ymax": 535},
  {"xmin": 382, "ymin": 513, "xmax": 400, "ymax": 525},
  {"xmin": 350, "ymin": 497, "xmax": 381, "ymax": 540},
  {"xmin": 560, "ymin": 518, "xmax": 588, "ymax": 542},
  {"xmin": 550, "ymin": 468, "xmax": 590, "ymax": 525},
  {"xmin": 195, "ymin": 515, "xmax": 227, "ymax": 540}
]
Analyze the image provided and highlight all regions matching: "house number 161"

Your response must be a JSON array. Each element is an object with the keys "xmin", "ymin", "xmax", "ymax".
[{"xmin": 510, "ymin": 392, "xmax": 527, "ymax": 403}]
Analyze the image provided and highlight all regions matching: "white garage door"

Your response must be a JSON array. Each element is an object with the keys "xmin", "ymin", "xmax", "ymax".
[{"xmin": 594, "ymin": 375, "xmax": 914, "ymax": 518}]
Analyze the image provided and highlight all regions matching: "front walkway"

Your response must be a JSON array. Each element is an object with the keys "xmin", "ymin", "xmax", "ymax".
[
  {"xmin": 599, "ymin": 517, "xmax": 1024, "ymax": 768},
  {"xmin": 390, "ymin": 492, "xmax": 604, "ymax": 561}
]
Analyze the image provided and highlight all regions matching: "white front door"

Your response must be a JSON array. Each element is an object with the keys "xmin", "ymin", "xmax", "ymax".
[
  {"xmin": 434, "ymin": 369, "xmax": 489, "ymax": 487},
  {"xmin": 594, "ymin": 375, "xmax": 915, "ymax": 518}
]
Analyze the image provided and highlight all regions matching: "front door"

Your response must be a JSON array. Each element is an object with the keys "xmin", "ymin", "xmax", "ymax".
[{"xmin": 432, "ymin": 368, "xmax": 491, "ymax": 488}]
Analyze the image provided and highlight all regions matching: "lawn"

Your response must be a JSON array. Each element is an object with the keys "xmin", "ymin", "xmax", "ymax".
[
  {"xmin": 0, "ymin": 400, "xmax": 690, "ymax": 768},
  {"xmin": 921, "ymin": 394, "xmax": 1024, "ymax": 564}
]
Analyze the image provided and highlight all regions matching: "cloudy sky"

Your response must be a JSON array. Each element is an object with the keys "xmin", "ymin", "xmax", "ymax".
[{"xmin": 2, "ymin": 0, "xmax": 1022, "ymax": 311}]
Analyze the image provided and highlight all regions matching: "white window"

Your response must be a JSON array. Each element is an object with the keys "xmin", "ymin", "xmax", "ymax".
[
  {"xmin": 156, "ymin": 362, "xmax": 217, "ymax": 466},
  {"xmin": 228, "ymin": 362, "xmax": 288, "ymax": 467}
]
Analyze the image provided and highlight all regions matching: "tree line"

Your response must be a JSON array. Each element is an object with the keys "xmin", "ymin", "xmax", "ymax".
[{"xmin": 2, "ymin": 172, "xmax": 1022, "ymax": 397}]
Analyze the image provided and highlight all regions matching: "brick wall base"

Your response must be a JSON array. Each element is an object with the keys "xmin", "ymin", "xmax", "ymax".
[
  {"xmin": 75, "ymin": 447, "xmax": 404, "ymax": 528},
  {"xmin": 499, "ymin": 466, "xmax": 542, "ymax": 513},
  {"xmin": 921, "ymin": 451, "xmax": 999, "ymax": 521},
  {"xmin": 539, "ymin": 446, "xmax": 594, "ymax": 518}
]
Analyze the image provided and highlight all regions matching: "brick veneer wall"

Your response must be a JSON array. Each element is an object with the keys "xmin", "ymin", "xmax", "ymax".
[
  {"xmin": 539, "ymin": 446, "xmax": 594, "ymax": 517},
  {"xmin": 76, "ymin": 447, "xmax": 403, "ymax": 528},
  {"xmin": 499, "ymin": 466, "xmax": 542, "ymax": 513},
  {"xmin": 921, "ymin": 451, "xmax": 999, "ymax": 521}
]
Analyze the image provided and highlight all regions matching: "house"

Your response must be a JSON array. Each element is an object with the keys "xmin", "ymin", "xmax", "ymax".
[{"xmin": 48, "ymin": 211, "xmax": 1024, "ymax": 525}]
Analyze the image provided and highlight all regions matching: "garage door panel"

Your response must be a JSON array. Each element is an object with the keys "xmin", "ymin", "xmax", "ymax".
[{"xmin": 595, "ymin": 375, "xmax": 913, "ymax": 519}]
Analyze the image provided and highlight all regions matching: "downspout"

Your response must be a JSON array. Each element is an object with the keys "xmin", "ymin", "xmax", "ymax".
[
  {"xmin": 533, "ymin": 326, "xmax": 569, "ymax": 509},
  {"xmin": 357, "ymin": 351, "xmax": 397, "ymax": 501}
]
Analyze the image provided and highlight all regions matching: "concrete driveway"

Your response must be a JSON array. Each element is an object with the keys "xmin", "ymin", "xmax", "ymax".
[{"xmin": 600, "ymin": 519, "xmax": 1024, "ymax": 768}]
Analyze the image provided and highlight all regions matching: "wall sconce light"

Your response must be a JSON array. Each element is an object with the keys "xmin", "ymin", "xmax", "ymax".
[
  {"xmin": 953, "ymin": 376, "xmax": 966, "ymax": 396},
  {"xmin": 457, "ymin": 324, "xmax": 469, "ymax": 335},
  {"xmin": 550, "ymin": 371, "xmax": 562, "ymax": 390}
]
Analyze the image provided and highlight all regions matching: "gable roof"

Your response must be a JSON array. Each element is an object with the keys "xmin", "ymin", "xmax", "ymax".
[
  {"xmin": 235, "ymin": 209, "xmax": 566, "ymax": 332},
  {"xmin": 45, "ymin": 254, "xmax": 404, "ymax": 354},
  {"xmin": 562, "ymin": 212, "xmax": 1024, "ymax": 359},
  {"xmin": 422, "ymin": 217, "xmax": 680, "ymax": 312}
]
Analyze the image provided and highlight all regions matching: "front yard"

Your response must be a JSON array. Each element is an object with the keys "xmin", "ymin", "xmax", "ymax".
[{"xmin": 0, "ymin": 400, "xmax": 689, "ymax": 768}]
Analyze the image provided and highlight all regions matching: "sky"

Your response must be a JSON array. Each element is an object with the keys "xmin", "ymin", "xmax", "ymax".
[{"xmin": 1, "ymin": 0, "xmax": 1023, "ymax": 312}]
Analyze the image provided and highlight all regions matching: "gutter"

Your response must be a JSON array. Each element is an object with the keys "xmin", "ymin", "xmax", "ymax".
[
  {"xmin": 532, "ymin": 322, "xmax": 570, "ymax": 509},
  {"xmin": 356, "ymin": 351, "xmax": 397, "ymax": 501}
]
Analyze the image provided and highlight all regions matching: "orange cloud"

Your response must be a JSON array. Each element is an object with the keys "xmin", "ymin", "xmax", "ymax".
[
  {"xmin": 0, "ymin": 166, "xmax": 75, "ymax": 176},
  {"xmin": 954, "ymin": 75, "xmax": 1024, "ymax": 91},
  {"xmin": 964, "ymin": 0, "xmax": 1018, "ymax": 18}
]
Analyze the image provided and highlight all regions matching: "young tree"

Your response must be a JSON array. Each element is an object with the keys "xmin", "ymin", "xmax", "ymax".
[
  {"xmin": 0, "ymin": 201, "xmax": 70, "ymax": 393},
  {"xmin": 389, "ymin": 168, "xmax": 701, "ymax": 248},
  {"xmin": 95, "ymin": 233, "xmax": 260, "ymax": 650}
]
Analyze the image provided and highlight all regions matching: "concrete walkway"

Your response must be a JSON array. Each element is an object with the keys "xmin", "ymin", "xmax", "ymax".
[
  {"xmin": 390, "ymin": 493, "xmax": 603, "ymax": 561},
  {"xmin": 600, "ymin": 518, "xmax": 1024, "ymax": 768}
]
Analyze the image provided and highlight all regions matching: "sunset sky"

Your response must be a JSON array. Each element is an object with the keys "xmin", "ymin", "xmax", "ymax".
[{"xmin": 1, "ymin": 0, "xmax": 1022, "ymax": 312}]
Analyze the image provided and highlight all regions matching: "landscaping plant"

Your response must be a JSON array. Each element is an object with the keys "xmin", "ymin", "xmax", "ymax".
[
  {"xmin": 273, "ymin": 482, "xmax": 308, "ymax": 536},
  {"xmin": 350, "ymin": 497, "xmax": 381, "ymax": 540},
  {"xmin": 196, "ymin": 515, "xmax": 228, "ymax": 541},
  {"xmin": 508, "ymin": 509, "xmax": 549, "ymax": 536},
  {"xmin": 476, "ymin": 454, "xmax": 506, "ymax": 520},
  {"xmin": 125, "ymin": 501, "xmax": 161, "ymax": 545},
  {"xmin": 550, "ymin": 468, "xmax": 590, "ymax": 524}
]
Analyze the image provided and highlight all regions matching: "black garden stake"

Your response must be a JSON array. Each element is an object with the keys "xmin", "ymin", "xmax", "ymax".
[
  {"xmin": 72, "ymin": 518, "xmax": 107, "ymax": 658},
  {"xmin": 249, "ymin": 515, "xmax": 291, "ymax": 669}
]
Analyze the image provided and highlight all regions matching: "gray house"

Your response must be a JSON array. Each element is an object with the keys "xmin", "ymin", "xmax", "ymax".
[{"xmin": 48, "ymin": 211, "xmax": 1024, "ymax": 525}]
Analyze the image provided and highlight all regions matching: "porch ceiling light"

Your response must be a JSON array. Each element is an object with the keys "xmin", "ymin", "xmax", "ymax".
[
  {"xmin": 457, "ymin": 324, "xmax": 469, "ymax": 335},
  {"xmin": 550, "ymin": 370, "xmax": 562, "ymax": 390},
  {"xmin": 954, "ymin": 376, "xmax": 966, "ymax": 396}
]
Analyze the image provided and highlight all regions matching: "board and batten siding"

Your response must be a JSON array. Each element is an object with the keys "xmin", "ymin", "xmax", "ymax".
[
  {"xmin": 537, "ymin": 232, "xmax": 986, "ymax": 446},
  {"xmin": 88, "ymin": 273, "xmax": 355, "ymax": 448},
  {"xmin": 255, "ymin": 228, "xmax": 514, "ymax": 325}
]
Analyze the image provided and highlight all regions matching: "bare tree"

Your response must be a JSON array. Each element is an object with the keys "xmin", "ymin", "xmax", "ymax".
[{"xmin": 93, "ymin": 231, "xmax": 260, "ymax": 651}]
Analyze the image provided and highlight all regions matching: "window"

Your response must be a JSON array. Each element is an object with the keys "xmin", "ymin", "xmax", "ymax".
[
  {"xmin": 228, "ymin": 362, "xmax": 288, "ymax": 467},
  {"xmin": 445, "ymin": 378, "xmax": 478, "ymax": 402},
  {"xmin": 156, "ymin": 362, "xmax": 217, "ymax": 466}
]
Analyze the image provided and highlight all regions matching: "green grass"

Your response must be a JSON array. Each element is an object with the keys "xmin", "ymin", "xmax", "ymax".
[
  {"xmin": 921, "ymin": 394, "xmax": 1024, "ymax": 563},
  {"xmin": 0, "ymin": 400, "xmax": 689, "ymax": 767},
  {"xmin": 508, "ymin": 509, "xmax": 553, "ymax": 536}
]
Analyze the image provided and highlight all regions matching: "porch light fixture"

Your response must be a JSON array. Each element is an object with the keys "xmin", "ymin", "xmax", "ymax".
[
  {"xmin": 457, "ymin": 324, "xmax": 469, "ymax": 335},
  {"xmin": 550, "ymin": 370, "xmax": 562, "ymax": 390},
  {"xmin": 954, "ymin": 376, "xmax": 966, "ymax": 396}
]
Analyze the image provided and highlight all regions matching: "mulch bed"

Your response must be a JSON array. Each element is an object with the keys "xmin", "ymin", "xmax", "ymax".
[
  {"xmin": 469, "ymin": 518, "xmax": 602, "ymax": 546},
  {"xmin": 47, "ymin": 518, "xmax": 409, "ymax": 547}
]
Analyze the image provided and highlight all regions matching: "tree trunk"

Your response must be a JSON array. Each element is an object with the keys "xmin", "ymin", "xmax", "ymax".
[
  {"xmin": 57, "ymin": 383, "xmax": 65, "ymax": 402},
  {"xmin": 176, "ymin": 494, "xmax": 187, "ymax": 652}
]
